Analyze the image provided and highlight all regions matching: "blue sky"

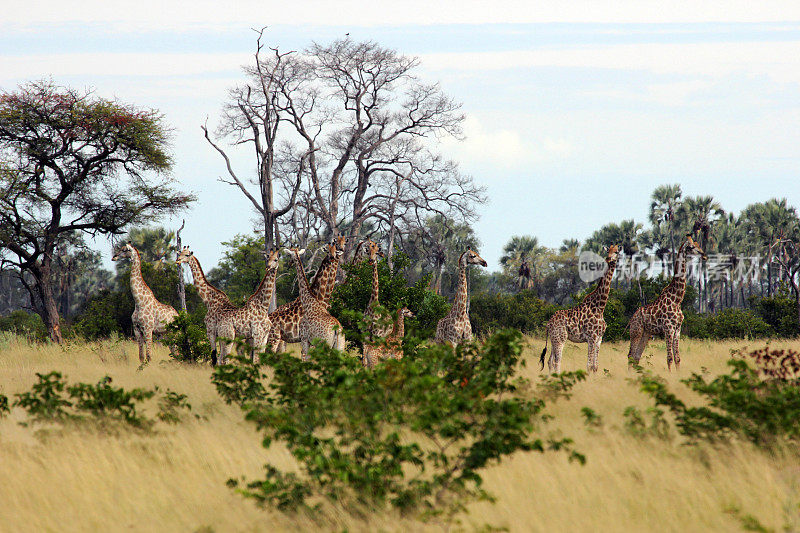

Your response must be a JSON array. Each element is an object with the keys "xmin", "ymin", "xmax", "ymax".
[{"xmin": 3, "ymin": 2, "xmax": 800, "ymax": 270}]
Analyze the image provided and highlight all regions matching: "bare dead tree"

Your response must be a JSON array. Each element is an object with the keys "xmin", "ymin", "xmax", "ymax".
[{"xmin": 202, "ymin": 27, "xmax": 305, "ymax": 260}]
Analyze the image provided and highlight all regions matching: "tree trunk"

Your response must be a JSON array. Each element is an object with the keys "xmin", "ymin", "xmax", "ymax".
[{"xmin": 34, "ymin": 265, "xmax": 63, "ymax": 343}]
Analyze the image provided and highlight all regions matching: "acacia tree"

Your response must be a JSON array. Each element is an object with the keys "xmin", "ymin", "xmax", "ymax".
[{"xmin": 0, "ymin": 81, "xmax": 193, "ymax": 342}]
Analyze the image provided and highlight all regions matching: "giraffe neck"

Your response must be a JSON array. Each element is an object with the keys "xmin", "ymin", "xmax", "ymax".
[
  {"xmin": 291, "ymin": 252, "xmax": 315, "ymax": 312},
  {"xmin": 187, "ymin": 255, "xmax": 228, "ymax": 308},
  {"xmin": 128, "ymin": 247, "xmax": 155, "ymax": 307},
  {"xmin": 367, "ymin": 259, "xmax": 379, "ymax": 310},
  {"xmin": 392, "ymin": 312, "xmax": 406, "ymax": 339},
  {"xmin": 582, "ymin": 258, "xmax": 617, "ymax": 313},
  {"xmin": 311, "ymin": 254, "xmax": 339, "ymax": 305},
  {"xmin": 660, "ymin": 250, "xmax": 688, "ymax": 304},
  {"xmin": 248, "ymin": 264, "xmax": 279, "ymax": 310},
  {"xmin": 452, "ymin": 262, "xmax": 468, "ymax": 316}
]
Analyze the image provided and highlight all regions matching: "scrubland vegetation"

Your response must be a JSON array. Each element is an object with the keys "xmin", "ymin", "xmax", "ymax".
[{"xmin": 1, "ymin": 333, "xmax": 798, "ymax": 532}]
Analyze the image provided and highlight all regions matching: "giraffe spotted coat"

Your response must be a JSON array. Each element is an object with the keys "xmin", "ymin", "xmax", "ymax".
[{"xmin": 112, "ymin": 242, "xmax": 178, "ymax": 364}]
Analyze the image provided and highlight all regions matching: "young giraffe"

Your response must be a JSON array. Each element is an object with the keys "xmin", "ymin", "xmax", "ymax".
[
  {"xmin": 286, "ymin": 247, "xmax": 346, "ymax": 359},
  {"xmin": 211, "ymin": 247, "xmax": 281, "ymax": 364},
  {"xmin": 363, "ymin": 307, "xmax": 415, "ymax": 367},
  {"xmin": 176, "ymin": 246, "xmax": 236, "ymax": 364},
  {"xmin": 540, "ymin": 245, "xmax": 621, "ymax": 374},
  {"xmin": 434, "ymin": 249, "xmax": 488, "ymax": 345},
  {"xmin": 364, "ymin": 239, "xmax": 392, "ymax": 338},
  {"xmin": 112, "ymin": 242, "xmax": 178, "ymax": 364},
  {"xmin": 267, "ymin": 237, "xmax": 345, "ymax": 352},
  {"xmin": 628, "ymin": 235, "xmax": 706, "ymax": 370}
]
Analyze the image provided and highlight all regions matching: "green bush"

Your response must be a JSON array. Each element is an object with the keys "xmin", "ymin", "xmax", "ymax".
[
  {"xmin": 163, "ymin": 311, "xmax": 212, "ymax": 363},
  {"xmin": 329, "ymin": 253, "xmax": 448, "ymax": 345},
  {"xmin": 750, "ymin": 292, "xmax": 799, "ymax": 337},
  {"xmin": 710, "ymin": 308, "xmax": 772, "ymax": 339},
  {"xmin": 0, "ymin": 310, "xmax": 47, "ymax": 342},
  {"xmin": 470, "ymin": 290, "xmax": 560, "ymax": 336},
  {"xmin": 634, "ymin": 350, "xmax": 800, "ymax": 447},
  {"xmin": 11, "ymin": 371, "xmax": 186, "ymax": 429},
  {"xmin": 212, "ymin": 330, "xmax": 583, "ymax": 520}
]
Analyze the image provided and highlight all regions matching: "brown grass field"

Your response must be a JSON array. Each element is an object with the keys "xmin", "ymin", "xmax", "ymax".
[{"xmin": 1, "ymin": 332, "xmax": 798, "ymax": 532}]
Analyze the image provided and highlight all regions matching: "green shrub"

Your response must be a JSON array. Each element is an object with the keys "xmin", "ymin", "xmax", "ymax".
[
  {"xmin": 163, "ymin": 311, "xmax": 211, "ymax": 363},
  {"xmin": 710, "ymin": 308, "xmax": 772, "ymax": 339},
  {"xmin": 635, "ymin": 351, "xmax": 800, "ymax": 447},
  {"xmin": 750, "ymin": 292, "xmax": 799, "ymax": 337},
  {"xmin": 470, "ymin": 290, "xmax": 560, "ymax": 336},
  {"xmin": 12, "ymin": 372, "xmax": 187, "ymax": 429},
  {"xmin": 0, "ymin": 394, "xmax": 9, "ymax": 417},
  {"xmin": 0, "ymin": 310, "xmax": 47, "ymax": 342},
  {"xmin": 212, "ymin": 330, "xmax": 583, "ymax": 520},
  {"xmin": 330, "ymin": 253, "xmax": 448, "ymax": 346}
]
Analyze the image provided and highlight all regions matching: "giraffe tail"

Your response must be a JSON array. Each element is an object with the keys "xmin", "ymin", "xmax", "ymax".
[{"xmin": 539, "ymin": 328, "xmax": 548, "ymax": 371}]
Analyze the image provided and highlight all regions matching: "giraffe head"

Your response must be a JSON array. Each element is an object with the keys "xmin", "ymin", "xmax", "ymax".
[
  {"xmin": 261, "ymin": 247, "xmax": 281, "ymax": 270},
  {"xmin": 398, "ymin": 307, "xmax": 415, "ymax": 319},
  {"xmin": 683, "ymin": 234, "xmax": 707, "ymax": 261},
  {"xmin": 460, "ymin": 248, "xmax": 488, "ymax": 268},
  {"xmin": 605, "ymin": 244, "xmax": 620, "ymax": 263},
  {"xmin": 111, "ymin": 241, "xmax": 136, "ymax": 262},
  {"xmin": 335, "ymin": 235, "xmax": 347, "ymax": 255},
  {"xmin": 326, "ymin": 240, "xmax": 344, "ymax": 261},
  {"xmin": 366, "ymin": 239, "xmax": 380, "ymax": 262},
  {"xmin": 175, "ymin": 245, "xmax": 193, "ymax": 265}
]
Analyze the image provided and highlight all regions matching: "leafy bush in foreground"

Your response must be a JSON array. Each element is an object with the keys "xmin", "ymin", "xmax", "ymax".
[
  {"xmin": 212, "ymin": 329, "xmax": 583, "ymax": 520},
  {"xmin": 163, "ymin": 311, "xmax": 212, "ymax": 364},
  {"xmin": 11, "ymin": 372, "xmax": 188, "ymax": 429},
  {"xmin": 634, "ymin": 349, "xmax": 800, "ymax": 447}
]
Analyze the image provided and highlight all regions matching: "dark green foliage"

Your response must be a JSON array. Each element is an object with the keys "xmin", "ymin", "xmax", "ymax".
[
  {"xmin": 163, "ymin": 311, "xmax": 212, "ymax": 363},
  {"xmin": 0, "ymin": 310, "xmax": 47, "ymax": 341},
  {"xmin": 157, "ymin": 390, "xmax": 193, "ymax": 424},
  {"xmin": 66, "ymin": 376, "xmax": 155, "ymax": 428},
  {"xmin": 212, "ymin": 330, "xmax": 582, "ymax": 519},
  {"xmin": 580, "ymin": 407, "xmax": 603, "ymax": 429},
  {"xmin": 13, "ymin": 372, "xmax": 73, "ymax": 423},
  {"xmin": 329, "ymin": 253, "xmax": 448, "ymax": 345},
  {"xmin": 0, "ymin": 394, "xmax": 10, "ymax": 417},
  {"xmin": 11, "ymin": 371, "xmax": 189, "ymax": 429},
  {"xmin": 750, "ymin": 292, "xmax": 799, "ymax": 337},
  {"xmin": 470, "ymin": 290, "xmax": 560, "ymax": 336},
  {"xmin": 207, "ymin": 234, "xmax": 270, "ymax": 306},
  {"xmin": 635, "ymin": 351, "xmax": 800, "ymax": 447}
]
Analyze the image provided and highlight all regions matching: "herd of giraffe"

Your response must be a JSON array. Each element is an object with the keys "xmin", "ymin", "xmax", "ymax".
[{"xmin": 113, "ymin": 232, "xmax": 706, "ymax": 373}]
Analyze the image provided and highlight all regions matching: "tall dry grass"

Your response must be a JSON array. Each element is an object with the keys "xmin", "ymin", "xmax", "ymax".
[{"xmin": 0, "ymin": 332, "xmax": 798, "ymax": 532}]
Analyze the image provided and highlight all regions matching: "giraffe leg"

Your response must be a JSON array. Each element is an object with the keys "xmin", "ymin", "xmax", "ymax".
[
  {"xmin": 665, "ymin": 329, "xmax": 675, "ymax": 371},
  {"xmin": 134, "ymin": 327, "xmax": 145, "ymax": 363},
  {"xmin": 144, "ymin": 329, "xmax": 154, "ymax": 364},
  {"xmin": 550, "ymin": 339, "xmax": 564, "ymax": 374},
  {"xmin": 588, "ymin": 337, "xmax": 601, "ymax": 373},
  {"xmin": 673, "ymin": 330, "xmax": 681, "ymax": 370}
]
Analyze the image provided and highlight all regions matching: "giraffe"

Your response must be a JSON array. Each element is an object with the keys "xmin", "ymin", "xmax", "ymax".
[
  {"xmin": 112, "ymin": 242, "xmax": 178, "ymax": 364},
  {"xmin": 212, "ymin": 247, "xmax": 281, "ymax": 364},
  {"xmin": 628, "ymin": 235, "xmax": 706, "ymax": 370},
  {"xmin": 434, "ymin": 249, "xmax": 488, "ymax": 345},
  {"xmin": 364, "ymin": 239, "xmax": 393, "ymax": 339},
  {"xmin": 285, "ymin": 247, "xmax": 346, "ymax": 359},
  {"xmin": 540, "ymin": 245, "xmax": 621, "ymax": 374},
  {"xmin": 176, "ymin": 246, "xmax": 236, "ymax": 364},
  {"xmin": 363, "ymin": 307, "xmax": 414, "ymax": 367},
  {"xmin": 266, "ymin": 237, "xmax": 345, "ymax": 352}
]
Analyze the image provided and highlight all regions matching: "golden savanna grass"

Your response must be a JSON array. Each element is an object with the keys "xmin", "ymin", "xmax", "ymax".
[{"xmin": 1, "ymin": 333, "xmax": 798, "ymax": 532}]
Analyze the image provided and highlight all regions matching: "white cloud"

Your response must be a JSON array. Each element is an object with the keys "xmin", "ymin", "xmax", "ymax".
[
  {"xmin": 442, "ymin": 116, "xmax": 573, "ymax": 169},
  {"xmin": 422, "ymin": 41, "xmax": 800, "ymax": 85},
  {"xmin": 4, "ymin": 0, "xmax": 800, "ymax": 32}
]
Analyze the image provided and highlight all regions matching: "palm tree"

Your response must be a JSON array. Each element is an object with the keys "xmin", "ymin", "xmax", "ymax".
[
  {"xmin": 739, "ymin": 199, "xmax": 800, "ymax": 297},
  {"xmin": 560, "ymin": 238, "xmax": 581, "ymax": 253},
  {"xmin": 676, "ymin": 195, "xmax": 725, "ymax": 311},
  {"xmin": 500, "ymin": 235, "xmax": 545, "ymax": 293},
  {"xmin": 649, "ymin": 184, "xmax": 683, "ymax": 268}
]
